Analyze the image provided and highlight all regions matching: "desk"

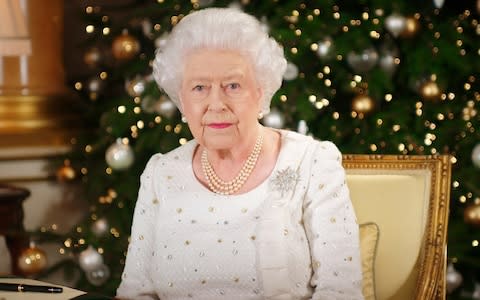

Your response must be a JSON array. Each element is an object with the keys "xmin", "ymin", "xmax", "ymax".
[
  {"xmin": 0, "ymin": 278, "xmax": 86, "ymax": 299},
  {"xmin": 0, "ymin": 184, "xmax": 30, "ymax": 275}
]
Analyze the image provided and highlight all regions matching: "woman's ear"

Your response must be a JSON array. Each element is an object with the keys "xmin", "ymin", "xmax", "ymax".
[
  {"xmin": 256, "ymin": 86, "xmax": 263, "ymax": 100},
  {"xmin": 256, "ymin": 87, "xmax": 264, "ymax": 115}
]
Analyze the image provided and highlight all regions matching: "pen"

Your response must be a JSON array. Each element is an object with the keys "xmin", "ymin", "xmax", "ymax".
[{"xmin": 0, "ymin": 282, "xmax": 63, "ymax": 293}]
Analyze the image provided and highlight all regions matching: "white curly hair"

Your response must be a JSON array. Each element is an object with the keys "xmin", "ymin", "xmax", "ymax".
[{"xmin": 152, "ymin": 7, "xmax": 287, "ymax": 115}]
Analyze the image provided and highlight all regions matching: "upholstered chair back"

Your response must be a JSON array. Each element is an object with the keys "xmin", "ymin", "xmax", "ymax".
[{"xmin": 343, "ymin": 155, "xmax": 451, "ymax": 300}]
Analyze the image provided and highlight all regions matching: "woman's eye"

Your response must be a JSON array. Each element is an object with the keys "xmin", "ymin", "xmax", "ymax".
[
  {"xmin": 193, "ymin": 85, "xmax": 205, "ymax": 92},
  {"xmin": 227, "ymin": 83, "xmax": 240, "ymax": 90}
]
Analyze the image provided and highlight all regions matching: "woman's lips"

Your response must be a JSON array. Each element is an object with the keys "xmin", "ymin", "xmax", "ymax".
[{"xmin": 207, "ymin": 123, "xmax": 232, "ymax": 129}]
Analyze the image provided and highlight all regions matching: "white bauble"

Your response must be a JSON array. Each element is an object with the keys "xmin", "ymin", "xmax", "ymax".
[
  {"xmin": 316, "ymin": 37, "xmax": 334, "ymax": 59},
  {"xmin": 262, "ymin": 109, "xmax": 285, "ymax": 129},
  {"xmin": 347, "ymin": 48, "xmax": 379, "ymax": 73},
  {"xmin": 473, "ymin": 282, "xmax": 480, "ymax": 299},
  {"xmin": 125, "ymin": 77, "xmax": 146, "ymax": 97},
  {"xmin": 105, "ymin": 139, "xmax": 134, "ymax": 170},
  {"xmin": 78, "ymin": 246, "xmax": 103, "ymax": 272},
  {"xmin": 446, "ymin": 263, "xmax": 463, "ymax": 294},
  {"xmin": 154, "ymin": 95, "xmax": 177, "ymax": 118},
  {"xmin": 297, "ymin": 120, "xmax": 308, "ymax": 135},
  {"xmin": 385, "ymin": 13, "xmax": 407, "ymax": 37},
  {"xmin": 227, "ymin": 2, "xmax": 242, "ymax": 10},
  {"xmin": 379, "ymin": 50, "xmax": 399, "ymax": 76},
  {"xmin": 91, "ymin": 218, "xmax": 109, "ymax": 237},
  {"xmin": 260, "ymin": 16, "xmax": 270, "ymax": 33},
  {"xmin": 86, "ymin": 263, "xmax": 110, "ymax": 286},
  {"xmin": 283, "ymin": 62, "xmax": 299, "ymax": 81},
  {"xmin": 155, "ymin": 33, "xmax": 169, "ymax": 49},
  {"xmin": 472, "ymin": 143, "xmax": 480, "ymax": 168},
  {"xmin": 433, "ymin": 0, "xmax": 445, "ymax": 8},
  {"xmin": 86, "ymin": 77, "xmax": 105, "ymax": 93}
]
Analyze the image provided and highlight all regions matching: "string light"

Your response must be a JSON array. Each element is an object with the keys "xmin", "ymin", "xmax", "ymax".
[{"xmin": 85, "ymin": 25, "xmax": 95, "ymax": 33}]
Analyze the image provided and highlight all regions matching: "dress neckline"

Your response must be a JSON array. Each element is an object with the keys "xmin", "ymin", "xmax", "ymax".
[{"xmin": 187, "ymin": 129, "xmax": 288, "ymax": 199}]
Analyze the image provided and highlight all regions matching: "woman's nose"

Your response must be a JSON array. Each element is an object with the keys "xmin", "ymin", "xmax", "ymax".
[{"xmin": 207, "ymin": 86, "xmax": 227, "ymax": 111}]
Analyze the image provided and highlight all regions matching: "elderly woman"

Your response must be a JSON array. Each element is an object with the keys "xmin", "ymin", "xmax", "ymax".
[{"xmin": 116, "ymin": 7, "xmax": 363, "ymax": 300}]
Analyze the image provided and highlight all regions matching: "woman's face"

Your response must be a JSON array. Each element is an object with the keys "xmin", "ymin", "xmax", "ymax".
[{"xmin": 179, "ymin": 49, "xmax": 263, "ymax": 151}]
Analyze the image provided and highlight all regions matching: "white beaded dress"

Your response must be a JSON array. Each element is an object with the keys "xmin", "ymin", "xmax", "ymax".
[{"xmin": 116, "ymin": 130, "xmax": 364, "ymax": 300}]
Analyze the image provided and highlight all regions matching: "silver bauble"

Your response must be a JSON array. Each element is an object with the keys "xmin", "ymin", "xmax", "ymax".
[
  {"xmin": 385, "ymin": 13, "xmax": 407, "ymax": 37},
  {"xmin": 260, "ymin": 16, "xmax": 270, "ymax": 33},
  {"xmin": 347, "ymin": 48, "xmax": 379, "ymax": 73},
  {"xmin": 316, "ymin": 37, "xmax": 334, "ymax": 59},
  {"xmin": 125, "ymin": 77, "xmax": 146, "ymax": 97},
  {"xmin": 227, "ymin": 2, "xmax": 242, "ymax": 10},
  {"xmin": 91, "ymin": 218, "xmax": 109, "ymax": 237},
  {"xmin": 283, "ymin": 62, "xmax": 299, "ymax": 81},
  {"xmin": 473, "ymin": 282, "xmax": 480, "ymax": 299},
  {"xmin": 262, "ymin": 109, "xmax": 285, "ymax": 129},
  {"xmin": 446, "ymin": 263, "xmax": 463, "ymax": 294},
  {"xmin": 78, "ymin": 246, "xmax": 104, "ymax": 272},
  {"xmin": 105, "ymin": 139, "xmax": 134, "ymax": 170},
  {"xmin": 86, "ymin": 263, "xmax": 110, "ymax": 286},
  {"xmin": 86, "ymin": 77, "xmax": 105, "ymax": 93},
  {"xmin": 154, "ymin": 95, "xmax": 178, "ymax": 118},
  {"xmin": 379, "ymin": 51, "xmax": 399, "ymax": 76},
  {"xmin": 297, "ymin": 120, "xmax": 308, "ymax": 135},
  {"xmin": 472, "ymin": 143, "xmax": 480, "ymax": 168},
  {"xmin": 433, "ymin": 0, "xmax": 445, "ymax": 8},
  {"xmin": 155, "ymin": 33, "xmax": 169, "ymax": 49}
]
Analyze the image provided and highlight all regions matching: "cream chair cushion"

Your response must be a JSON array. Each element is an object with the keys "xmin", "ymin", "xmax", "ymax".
[{"xmin": 359, "ymin": 222, "xmax": 379, "ymax": 300}]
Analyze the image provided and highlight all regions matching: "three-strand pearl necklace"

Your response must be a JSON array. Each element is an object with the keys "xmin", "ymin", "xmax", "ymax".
[{"xmin": 201, "ymin": 134, "xmax": 263, "ymax": 195}]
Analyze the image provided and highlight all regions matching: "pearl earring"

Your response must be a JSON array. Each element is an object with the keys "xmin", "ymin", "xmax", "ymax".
[
  {"xmin": 181, "ymin": 115, "xmax": 187, "ymax": 123},
  {"xmin": 257, "ymin": 111, "xmax": 264, "ymax": 119}
]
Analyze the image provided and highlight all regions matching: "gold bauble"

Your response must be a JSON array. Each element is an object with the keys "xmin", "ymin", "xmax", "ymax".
[
  {"xmin": 352, "ymin": 94, "xmax": 375, "ymax": 114},
  {"xmin": 112, "ymin": 33, "xmax": 140, "ymax": 61},
  {"xmin": 464, "ymin": 203, "xmax": 480, "ymax": 226},
  {"xmin": 17, "ymin": 245, "xmax": 48, "ymax": 276},
  {"xmin": 56, "ymin": 160, "xmax": 76, "ymax": 182},
  {"xmin": 420, "ymin": 80, "xmax": 441, "ymax": 100},
  {"xmin": 400, "ymin": 16, "xmax": 420, "ymax": 38}
]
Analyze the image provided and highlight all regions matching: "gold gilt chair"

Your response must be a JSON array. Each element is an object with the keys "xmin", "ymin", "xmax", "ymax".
[{"xmin": 342, "ymin": 154, "xmax": 451, "ymax": 300}]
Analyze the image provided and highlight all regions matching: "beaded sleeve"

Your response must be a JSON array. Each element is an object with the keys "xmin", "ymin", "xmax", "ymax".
[
  {"xmin": 302, "ymin": 141, "xmax": 364, "ymax": 299},
  {"xmin": 116, "ymin": 154, "xmax": 163, "ymax": 300}
]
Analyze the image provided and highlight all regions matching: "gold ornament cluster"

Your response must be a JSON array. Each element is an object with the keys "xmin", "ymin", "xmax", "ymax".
[{"xmin": 112, "ymin": 31, "xmax": 140, "ymax": 61}]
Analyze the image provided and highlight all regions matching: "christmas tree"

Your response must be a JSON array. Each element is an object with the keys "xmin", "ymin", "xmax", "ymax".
[{"xmin": 33, "ymin": 0, "xmax": 479, "ymax": 298}]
